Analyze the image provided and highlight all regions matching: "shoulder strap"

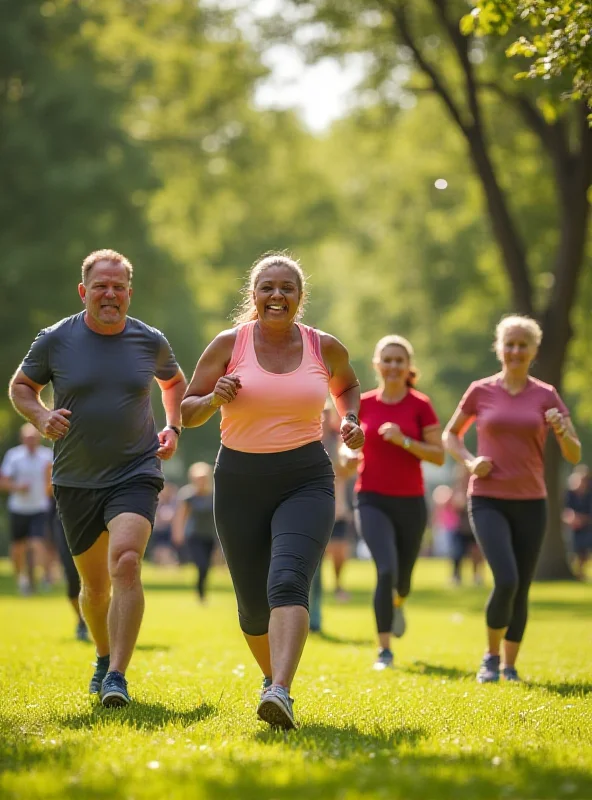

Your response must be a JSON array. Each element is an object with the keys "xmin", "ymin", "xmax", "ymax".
[
  {"xmin": 226, "ymin": 322, "xmax": 252, "ymax": 374},
  {"xmin": 300, "ymin": 324, "xmax": 329, "ymax": 375}
]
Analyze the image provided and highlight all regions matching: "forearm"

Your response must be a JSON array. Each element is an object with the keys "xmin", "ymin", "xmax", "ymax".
[
  {"xmin": 181, "ymin": 393, "xmax": 220, "ymax": 429},
  {"xmin": 558, "ymin": 432, "xmax": 581, "ymax": 465},
  {"xmin": 443, "ymin": 431, "xmax": 474, "ymax": 468},
  {"xmin": 9, "ymin": 382, "xmax": 48, "ymax": 430},
  {"xmin": 403, "ymin": 439, "xmax": 445, "ymax": 466},
  {"xmin": 332, "ymin": 384, "xmax": 361, "ymax": 420},
  {"xmin": 161, "ymin": 377, "xmax": 187, "ymax": 428}
]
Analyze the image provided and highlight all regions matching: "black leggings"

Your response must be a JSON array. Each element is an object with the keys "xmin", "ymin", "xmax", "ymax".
[
  {"xmin": 186, "ymin": 537, "xmax": 215, "ymax": 599},
  {"xmin": 469, "ymin": 496, "xmax": 546, "ymax": 642},
  {"xmin": 214, "ymin": 442, "xmax": 335, "ymax": 636},
  {"xmin": 355, "ymin": 492, "xmax": 427, "ymax": 634}
]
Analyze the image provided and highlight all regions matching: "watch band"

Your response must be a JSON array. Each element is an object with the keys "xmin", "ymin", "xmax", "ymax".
[
  {"xmin": 402, "ymin": 437, "xmax": 412, "ymax": 449},
  {"xmin": 343, "ymin": 412, "xmax": 360, "ymax": 426},
  {"xmin": 166, "ymin": 425, "xmax": 181, "ymax": 437}
]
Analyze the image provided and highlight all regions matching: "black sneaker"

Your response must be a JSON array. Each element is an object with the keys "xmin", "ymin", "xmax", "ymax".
[
  {"xmin": 100, "ymin": 671, "xmax": 130, "ymax": 707},
  {"xmin": 76, "ymin": 620, "xmax": 90, "ymax": 642},
  {"xmin": 89, "ymin": 654, "xmax": 110, "ymax": 694},
  {"xmin": 260, "ymin": 676, "xmax": 273, "ymax": 697}
]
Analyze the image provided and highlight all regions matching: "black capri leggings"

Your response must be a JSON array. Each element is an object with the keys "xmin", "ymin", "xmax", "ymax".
[
  {"xmin": 214, "ymin": 442, "xmax": 335, "ymax": 637},
  {"xmin": 186, "ymin": 537, "xmax": 215, "ymax": 600},
  {"xmin": 469, "ymin": 495, "xmax": 546, "ymax": 643},
  {"xmin": 355, "ymin": 492, "xmax": 427, "ymax": 634}
]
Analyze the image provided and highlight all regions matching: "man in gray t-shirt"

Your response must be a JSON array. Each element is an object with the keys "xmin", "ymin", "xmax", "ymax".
[{"xmin": 9, "ymin": 248, "xmax": 187, "ymax": 708}]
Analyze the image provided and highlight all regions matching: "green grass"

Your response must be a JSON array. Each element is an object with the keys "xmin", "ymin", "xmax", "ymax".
[{"xmin": 1, "ymin": 558, "xmax": 591, "ymax": 800}]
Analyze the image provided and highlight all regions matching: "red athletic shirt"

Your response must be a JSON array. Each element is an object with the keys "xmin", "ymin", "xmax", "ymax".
[{"xmin": 355, "ymin": 389, "xmax": 439, "ymax": 497}]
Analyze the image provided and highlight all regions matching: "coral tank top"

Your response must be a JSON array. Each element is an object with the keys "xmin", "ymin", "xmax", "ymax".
[{"xmin": 220, "ymin": 321, "xmax": 330, "ymax": 453}]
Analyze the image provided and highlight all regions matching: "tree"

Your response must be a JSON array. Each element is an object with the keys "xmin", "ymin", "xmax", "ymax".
[
  {"xmin": 464, "ymin": 1, "xmax": 592, "ymax": 105},
  {"xmin": 260, "ymin": 0, "xmax": 592, "ymax": 578}
]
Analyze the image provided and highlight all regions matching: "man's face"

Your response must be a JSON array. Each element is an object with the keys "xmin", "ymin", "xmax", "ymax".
[{"xmin": 78, "ymin": 260, "xmax": 132, "ymax": 327}]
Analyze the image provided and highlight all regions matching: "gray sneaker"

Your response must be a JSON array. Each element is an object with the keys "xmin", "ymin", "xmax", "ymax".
[
  {"xmin": 392, "ymin": 606, "xmax": 407, "ymax": 638},
  {"xmin": 373, "ymin": 648, "xmax": 394, "ymax": 671},
  {"xmin": 502, "ymin": 666, "xmax": 520, "ymax": 682},
  {"xmin": 100, "ymin": 671, "xmax": 130, "ymax": 707},
  {"xmin": 257, "ymin": 684, "xmax": 295, "ymax": 730},
  {"xmin": 477, "ymin": 654, "xmax": 500, "ymax": 683}
]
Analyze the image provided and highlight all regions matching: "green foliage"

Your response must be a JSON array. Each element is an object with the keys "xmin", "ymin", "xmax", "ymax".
[
  {"xmin": 1, "ymin": 559, "xmax": 591, "ymax": 799},
  {"xmin": 464, "ymin": 1, "xmax": 592, "ymax": 105}
]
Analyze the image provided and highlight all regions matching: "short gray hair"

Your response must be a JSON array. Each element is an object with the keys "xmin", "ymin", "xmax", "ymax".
[{"xmin": 81, "ymin": 249, "xmax": 133, "ymax": 285}]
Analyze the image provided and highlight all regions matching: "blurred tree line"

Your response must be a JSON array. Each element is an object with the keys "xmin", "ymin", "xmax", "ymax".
[{"xmin": 1, "ymin": 1, "xmax": 590, "ymax": 575}]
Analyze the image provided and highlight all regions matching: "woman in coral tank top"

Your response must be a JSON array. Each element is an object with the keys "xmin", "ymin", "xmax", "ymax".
[
  {"xmin": 181, "ymin": 253, "xmax": 364, "ymax": 729},
  {"xmin": 443, "ymin": 315, "xmax": 581, "ymax": 684}
]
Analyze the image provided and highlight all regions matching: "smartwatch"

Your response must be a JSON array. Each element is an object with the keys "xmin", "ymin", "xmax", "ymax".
[
  {"xmin": 402, "ymin": 437, "xmax": 412, "ymax": 449},
  {"xmin": 343, "ymin": 413, "xmax": 360, "ymax": 426}
]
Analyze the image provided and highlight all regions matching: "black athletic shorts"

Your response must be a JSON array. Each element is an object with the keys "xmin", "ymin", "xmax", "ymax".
[
  {"xmin": 54, "ymin": 476, "xmax": 163, "ymax": 556},
  {"xmin": 330, "ymin": 519, "xmax": 348, "ymax": 541},
  {"xmin": 10, "ymin": 512, "xmax": 47, "ymax": 543}
]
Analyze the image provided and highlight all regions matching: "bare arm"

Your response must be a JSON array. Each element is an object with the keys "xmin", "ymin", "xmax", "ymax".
[
  {"xmin": 380, "ymin": 424, "xmax": 445, "ymax": 466},
  {"xmin": 9, "ymin": 370, "xmax": 71, "ymax": 440},
  {"xmin": 321, "ymin": 333, "xmax": 364, "ymax": 450},
  {"xmin": 181, "ymin": 330, "xmax": 240, "ymax": 429},
  {"xmin": 442, "ymin": 407, "xmax": 492, "ymax": 478},
  {"xmin": 156, "ymin": 369, "xmax": 187, "ymax": 430},
  {"xmin": 545, "ymin": 410, "xmax": 581, "ymax": 465}
]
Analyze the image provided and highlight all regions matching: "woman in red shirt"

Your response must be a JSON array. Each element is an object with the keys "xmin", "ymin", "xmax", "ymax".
[
  {"xmin": 443, "ymin": 315, "xmax": 581, "ymax": 683},
  {"xmin": 353, "ymin": 335, "xmax": 445, "ymax": 670}
]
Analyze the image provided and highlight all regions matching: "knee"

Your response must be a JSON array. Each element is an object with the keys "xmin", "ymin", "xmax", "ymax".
[
  {"xmin": 268, "ymin": 568, "xmax": 309, "ymax": 610},
  {"xmin": 493, "ymin": 577, "xmax": 519, "ymax": 605},
  {"xmin": 80, "ymin": 580, "xmax": 110, "ymax": 605},
  {"xmin": 109, "ymin": 549, "xmax": 142, "ymax": 587},
  {"xmin": 376, "ymin": 570, "xmax": 394, "ymax": 590}
]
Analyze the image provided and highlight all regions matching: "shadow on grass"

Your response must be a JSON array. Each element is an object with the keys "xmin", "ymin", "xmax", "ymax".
[
  {"xmin": 405, "ymin": 660, "xmax": 475, "ymax": 681},
  {"xmin": 255, "ymin": 721, "xmax": 427, "ymax": 754},
  {"xmin": 142, "ymin": 580, "xmax": 234, "ymax": 594},
  {"xmin": 135, "ymin": 643, "xmax": 172, "ymax": 652},
  {"xmin": 311, "ymin": 630, "xmax": 374, "ymax": 646},
  {"xmin": 526, "ymin": 679, "xmax": 592, "ymax": 697},
  {"xmin": 58, "ymin": 700, "xmax": 218, "ymax": 731}
]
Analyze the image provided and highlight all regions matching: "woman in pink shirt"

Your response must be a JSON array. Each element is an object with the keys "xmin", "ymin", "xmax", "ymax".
[
  {"xmin": 443, "ymin": 315, "xmax": 581, "ymax": 683},
  {"xmin": 181, "ymin": 253, "xmax": 364, "ymax": 729}
]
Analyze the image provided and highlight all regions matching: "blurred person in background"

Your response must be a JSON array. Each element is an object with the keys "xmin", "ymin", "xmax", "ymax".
[
  {"xmin": 0, "ymin": 423, "xmax": 52, "ymax": 594},
  {"xmin": 449, "ymin": 470, "xmax": 484, "ymax": 587},
  {"xmin": 150, "ymin": 482, "xmax": 179, "ymax": 566},
  {"xmin": 431, "ymin": 484, "xmax": 459, "ymax": 560},
  {"xmin": 181, "ymin": 252, "xmax": 364, "ymax": 730},
  {"xmin": 563, "ymin": 464, "xmax": 592, "ymax": 581},
  {"xmin": 309, "ymin": 405, "xmax": 354, "ymax": 633},
  {"xmin": 173, "ymin": 463, "xmax": 216, "ymax": 602},
  {"xmin": 347, "ymin": 335, "xmax": 444, "ymax": 671},
  {"xmin": 443, "ymin": 315, "xmax": 581, "ymax": 684}
]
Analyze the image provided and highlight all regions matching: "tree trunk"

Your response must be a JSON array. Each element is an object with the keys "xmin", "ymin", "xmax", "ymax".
[{"xmin": 537, "ymin": 437, "xmax": 574, "ymax": 580}]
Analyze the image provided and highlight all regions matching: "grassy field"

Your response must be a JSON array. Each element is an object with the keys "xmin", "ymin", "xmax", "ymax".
[{"xmin": 0, "ymin": 557, "xmax": 591, "ymax": 800}]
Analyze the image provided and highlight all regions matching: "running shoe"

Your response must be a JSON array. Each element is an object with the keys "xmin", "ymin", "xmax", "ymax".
[
  {"xmin": 89, "ymin": 654, "xmax": 110, "ymax": 694},
  {"xmin": 100, "ymin": 671, "xmax": 130, "ymax": 707},
  {"xmin": 76, "ymin": 620, "xmax": 90, "ymax": 642},
  {"xmin": 257, "ymin": 685, "xmax": 295, "ymax": 730},
  {"xmin": 502, "ymin": 666, "xmax": 521, "ymax": 682},
  {"xmin": 260, "ymin": 676, "xmax": 273, "ymax": 697},
  {"xmin": 373, "ymin": 648, "xmax": 394, "ymax": 671},
  {"xmin": 476, "ymin": 654, "xmax": 500, "ymax": 683},
  {"xmin": 392, "ymin": 605, "xmax": 407, "ymax": 638}
]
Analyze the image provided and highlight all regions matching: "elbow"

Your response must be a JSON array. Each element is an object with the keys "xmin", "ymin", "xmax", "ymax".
[{"xmin": 180, "ymin": 399, "xmax": 193, "ymax": 428}]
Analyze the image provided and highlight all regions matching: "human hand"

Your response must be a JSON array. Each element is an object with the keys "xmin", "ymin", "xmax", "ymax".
[
  {"xmin": 340, "ymin": 418, "xmax": 364, "ymax": 450},
  {"xmin": 209, "ymin": 375, "xmax": 242, "ymax": 408},
  {"xmin": 13, "ymin": 482, "xmax": 30, "ymax": 493},
  {"xmin": 466, "ymin": 456, "xmax": 493, "ymax": 478},
  {"xmin": 545, "ymin": 408, "xmax": 567, "ymax": 437},
  {"xmin": 156, "ymin": 427, "xmax": 179, "ymax": 460},
  {"xmin": 39, "ymin": 409, "xmax": 71, "ymax": 441},
  {"xmin": 378, "ymin": 422, "xmax": 404, "ymax": 446}
]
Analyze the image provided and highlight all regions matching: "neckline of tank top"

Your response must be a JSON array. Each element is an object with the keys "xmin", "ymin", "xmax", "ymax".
[{"xmin": 251, "ymin": 321, "xmax": 311, "ymax": 377}]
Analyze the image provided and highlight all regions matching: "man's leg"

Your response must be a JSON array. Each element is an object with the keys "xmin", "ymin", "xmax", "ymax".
[
  {"xmin": 106, "ymin": 513, "xmax": 152, "ymax": 675},
  {"xmin": 74, "ymin": 532, "xmax": 111, "ymax": 657}
]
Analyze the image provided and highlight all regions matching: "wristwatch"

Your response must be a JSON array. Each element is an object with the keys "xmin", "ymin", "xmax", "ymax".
[
  {"xmin": 402, "ymin": 437, "xmax": 412, "ymax": 449},
  {"xmin": 165, "ymin": 425, "xmax": 181, "ymax": 437},
  {"xmin": 344, "ymin": 413, "xmax": 360, "ymax": 426}
]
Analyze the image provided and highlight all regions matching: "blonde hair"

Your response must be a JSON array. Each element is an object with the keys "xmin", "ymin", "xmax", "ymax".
[
  {"xmin": 82, "ymin": 249, "xmax": 133, "ymax": 285},
  {"xmin": 232, "ymin": 252, "xmax": 307, "ymax": 325},
  {"xmin": 188, "ymin": 462, "xmax": 213, "ymax": 492},
  {"xmin": 494, "ymin": 315, "xmax": 542, "ymax": 359},
  {"xmin": 373, "ymin": 335, "xmax": 418, "ymax": 388}
]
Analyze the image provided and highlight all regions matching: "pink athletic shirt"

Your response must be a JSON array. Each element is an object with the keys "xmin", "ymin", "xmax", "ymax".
[
  {"xmin": 220, "ymin": 321, "xmax": 330, "ymax": 453},
  {"xmin": 458, "ymin": 374, "xmax": 569, "ymax": 500}
]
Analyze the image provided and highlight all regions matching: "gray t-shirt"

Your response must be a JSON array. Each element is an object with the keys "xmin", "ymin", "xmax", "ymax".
[{"xmin": 20, "ymin": 313, "xmax": 179, "ymax": 488}]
